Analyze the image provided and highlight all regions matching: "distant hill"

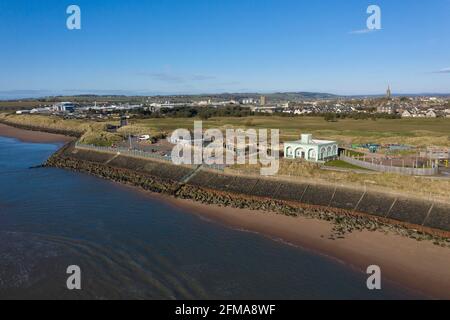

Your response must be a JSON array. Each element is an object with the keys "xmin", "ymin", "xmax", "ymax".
[
  {"xmin": 164, "ymin": 92, "xmax": 340, "ymax": 102},
  {"xmin": 1, "ymin": 90, "xmax": 449, "ymax": 102},
  {"xmin": 265, "ymin": 92, "xmax": 339, "ymax": 100}
]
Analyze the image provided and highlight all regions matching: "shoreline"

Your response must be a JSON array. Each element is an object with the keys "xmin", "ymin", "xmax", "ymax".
[
  {"xmin": 0, "ymin": 123, "xmax": 74, "ymax": 143},
  {"xmin": 2, "ymin": 124, "xmax": 450, "ymax": 299},
  {"xmin": 134, "ymin": 188, "xmax": 450, "ymax": 299}
]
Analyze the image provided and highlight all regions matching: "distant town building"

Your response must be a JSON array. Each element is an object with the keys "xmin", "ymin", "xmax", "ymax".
[
  {"xmin": 260, "ymin": 96, "xmax": 266, "ymax": 106},
  {"xmin": 425, "ymin": 109, "xmax": 437, "ymax": 118},
  {"xmin": 196, "ymin": 100, "xmax": 210, "ymax": 106},
  {"xmin": 53, "ymin": 102, "xmax": 76, "ymax": 113},
  {"xmin": 241, "ymin": 98, "xmax": 255, "ymax": 105},
  {"xmin": 30, "ymin": 107, "xmax": 51, "ymax": 114},
  {"xmin": 284, "ymin": 134, "xmax": 338, "ymax": 162},
  {"xmin": 401, "ymin": 107, "xmax": 441, "ymax": 118},
  {"xmin": 251, "ymin": 106, "xmax": 277, "ymax": 114},
  {"xmin": 386, "ymin": 85, "xmax": 392, "ymax": 99},
  {"xmin": 402, "ymin": 110, "xmax": 413, "ymax": 118},
  {"xmin": 377, "ymin": 104, "xmax": 397, "ymax": 114}
]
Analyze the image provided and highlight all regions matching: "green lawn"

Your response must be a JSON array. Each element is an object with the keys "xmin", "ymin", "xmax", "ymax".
[
  {"xmin": 133, "ymin": 116, "xmax": 450, "ymax": 147},
  {"xmin": 324, "ymin": 160, "xmax": 370, "ymax": 171},
  {"xmin": 342, "ymin": 149, "xmax": 365, "ymax": 157},
  {"xmin": 3, "ymin": 114, "xmax": 450, "ymax": 147}
]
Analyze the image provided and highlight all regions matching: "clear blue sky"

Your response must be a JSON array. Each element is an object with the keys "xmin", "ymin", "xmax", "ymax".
[{"xmin": 0, "ymin": 0, "xmax": 449, "ymax": 97}]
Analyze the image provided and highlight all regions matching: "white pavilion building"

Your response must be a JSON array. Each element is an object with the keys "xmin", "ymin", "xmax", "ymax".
[{"xmin": 284, "ymin": 134, "xmax": 338, "ymax": 162}]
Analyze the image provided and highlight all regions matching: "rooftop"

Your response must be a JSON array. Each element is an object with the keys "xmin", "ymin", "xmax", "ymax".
[
  {"xmin": 286, "ymin": 134, "xmax": 336, "ymax": 145},
  {"xmin": 286, "ymin": 139, "xmax": 336, "ymax": 145}
]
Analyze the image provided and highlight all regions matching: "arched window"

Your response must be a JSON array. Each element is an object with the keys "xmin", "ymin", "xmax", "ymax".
[
  {"xmin": 327, "ymin": 147, "xmax": 332, "ymax": 157},
  {"xmin": 308, "ymin": 149, "xmax": 316, "ymax": 160},
  {"xmin": 332, "ymin": 145, "xmax": 337, "ymax": 155},
  {"xmin": 286, "ymin": 147, "xmax": 293, "ymax": 156},
  {"xmin": 320, "ymin": 147, "xmax": 325, "ymax": 160}
]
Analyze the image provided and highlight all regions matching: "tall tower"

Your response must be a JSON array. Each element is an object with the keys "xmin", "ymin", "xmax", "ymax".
[
  {"xmin": 260, "ymin": 96, "xmax": 266, "ymax": 106},
  {"xmin": 386, "ymin": 85, "xmax": 392, "ymax": 99}
]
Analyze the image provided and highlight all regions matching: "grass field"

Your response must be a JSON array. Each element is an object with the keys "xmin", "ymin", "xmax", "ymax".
[
  {"xmin": 130, "ymin": 116, "xmax": 450, "ymax": 147},
  {"xmin": 2, "ymin": 114, "xmax": 450, "ymax": 147},
  {"xmin": 324, "ymin": 160, "xmax": 369, "ymax": 170},
  {"xmin": 0, "ymin": 113, "xmax": 102, "ymax": 133}
]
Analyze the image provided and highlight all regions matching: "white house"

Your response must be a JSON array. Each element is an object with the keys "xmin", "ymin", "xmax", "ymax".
[
  {"xmin": 30, "ymin": 107, "xmax": 51, "ymax": 114},
  {"xmin": 425, "ymin": 109, "xmax": 437, "ymax": 118},
  {"xmin": 284, "ymin": 134, "xmax": 338, "ymax": 162},
  {"xmin": 402, "ymin": 110, "xmax": 413, "ymax": 118}
]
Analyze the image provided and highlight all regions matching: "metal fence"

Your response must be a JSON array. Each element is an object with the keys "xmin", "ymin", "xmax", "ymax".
[
  {"xmin": 74, "ymin": 142, "xmax": 225, "ymax": 172},
  {"xmin": 75, "ymin": 142, "xmax": 172, "ymax": 162},
  {"xmin": 340, "ymin": 155, "xmax": 439, "ymax": 176}
]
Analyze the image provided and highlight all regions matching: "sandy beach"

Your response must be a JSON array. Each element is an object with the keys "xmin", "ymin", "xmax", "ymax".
[
  {"xmin": 0, "ymin": 123, "xmax": 74, "ymax": 143},
  {"xmin": 140, "ymin": 191, "xmax": 450, "ymax": 300},
  {"xmin": 1, "ymin": 124, "xmax": 449, "ymax": 299}
]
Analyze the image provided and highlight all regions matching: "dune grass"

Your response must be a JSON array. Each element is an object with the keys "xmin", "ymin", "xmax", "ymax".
[
  {"xmin": 78, "ymin": 130, "xmax": 122, "ymax": 147},
  {"xmin": 0, "ymin": 113, "xmax": 101, "ymax": 133}
]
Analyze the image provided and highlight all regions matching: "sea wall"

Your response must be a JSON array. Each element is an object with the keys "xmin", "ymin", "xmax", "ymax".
[
  {"xmin": 188, "ymin": 170, "xmax": 450, "ymax": 234},
  {"xmin": 44, "ymin": 143, "xmax": 450, "ymax": 243}
]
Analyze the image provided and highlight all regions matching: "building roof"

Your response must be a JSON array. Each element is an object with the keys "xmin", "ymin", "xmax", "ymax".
[{"xmin": 285, "ymin": 139, "xmax": 336, "ymax": 145}]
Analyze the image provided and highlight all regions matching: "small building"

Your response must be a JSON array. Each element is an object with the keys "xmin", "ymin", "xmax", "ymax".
[
  {"xmin": 15, "ymin": 110, "xmax": 31, "ymax": 115},
  {"xmin": 30, "ymin": 107, "xmax": 51, "ymax": 114},
  {"xmin": 425, "ymin": 109, "xmax": 437, "ymax": 118},
  {"xmin": 377, "ymin": 104, "xmax": 397, "ymax": 114},
  {"xmin": 420, "ymin": 147, "xmax": 450, "ymax": 160},
  {"xmin": 284, "ymin": 134, "xmax": 338, "ymax": 162},
  {"xmin": 53, "ymin": 102, "xmax": 76, "ymax": 113},
  {"xmin": 241, "ymin": 98, "xmax": 255, "ymax": 105},
  {"xmin": 401, "ymin": 110, "xmax": 413, "ymax": 118},
  {"xmin": 260, "ymin": 96, "xmax": 266, "ymax": 106},
  {"xmin": 120, "ymin": 115, "xmax": 129, "ymax": 127},
  {"xmin": 251, "ymin": 106, "xmax": 277, "ymax": 114}
]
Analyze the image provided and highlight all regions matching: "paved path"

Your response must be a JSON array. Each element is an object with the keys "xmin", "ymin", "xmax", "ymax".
[{"xmin": 181, "ymin": 165, "xmax": 203, "ymax": 183}]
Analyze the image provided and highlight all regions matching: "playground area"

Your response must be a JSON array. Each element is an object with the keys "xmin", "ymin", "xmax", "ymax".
[{"xmin": 345, "ymin": 144, "xmax": 450, "ymax": 168}]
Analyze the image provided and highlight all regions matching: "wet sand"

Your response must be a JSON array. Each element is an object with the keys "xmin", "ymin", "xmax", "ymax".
[
  {"xmin": 0, "ymin": 123, "xmax": 74, "ymax": 143},
  {"xmin": 139, "ymin": 191, "xmax": 450, "ymax": 300}
]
